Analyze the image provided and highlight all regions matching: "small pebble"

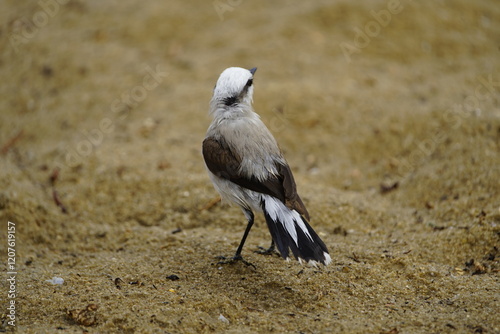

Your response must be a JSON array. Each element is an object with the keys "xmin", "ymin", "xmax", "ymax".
[
  {"xmin": 46, "ymin": 277, "xmax": 64, "ymax": 285},
  {"xmin": 218, "ymin": 314, "xmax": 229, "ymax": 324}
]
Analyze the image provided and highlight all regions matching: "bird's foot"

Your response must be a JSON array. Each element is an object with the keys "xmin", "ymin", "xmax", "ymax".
[
  {"xmin": 254, "ymin": 244, "xmax": 278, "ymax": 256},
  {"xmin": 216, "ymin": 254, "xmax": 256, "ymax": 269}
]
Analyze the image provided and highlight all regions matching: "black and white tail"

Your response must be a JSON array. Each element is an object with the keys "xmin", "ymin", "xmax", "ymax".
[{"xmin": 261, "ymin": 195, "xmax": 331, "ymax": 265}]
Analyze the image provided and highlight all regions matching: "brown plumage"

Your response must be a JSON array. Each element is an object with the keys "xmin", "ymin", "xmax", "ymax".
[
  {"xmin": 203, "ymin": 136, "xmax": 310, "ymax": 220},
  {"xmin": 203, "ymin": 67, "xmax": 330, "ymax": 265}
]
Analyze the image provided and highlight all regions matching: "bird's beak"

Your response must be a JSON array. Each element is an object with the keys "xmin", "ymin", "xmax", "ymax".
[{"xmin": 249, "ymin": 67, "xmax": 257, "ymax": 75}]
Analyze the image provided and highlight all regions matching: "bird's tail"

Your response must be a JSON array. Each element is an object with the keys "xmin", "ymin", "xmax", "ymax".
[{"xmin": 261, "ymin": 195, "xmax": 331, "ymax": 265}]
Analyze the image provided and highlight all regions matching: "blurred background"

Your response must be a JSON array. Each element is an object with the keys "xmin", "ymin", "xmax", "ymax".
[{"xmin": 0, "ymin": 0, "xmax": 499, "ymax": 332}]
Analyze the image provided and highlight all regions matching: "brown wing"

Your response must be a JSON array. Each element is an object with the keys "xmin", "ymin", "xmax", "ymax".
[
  {"xmin": 202, "ymin": 136, "xmax": 310, "ymax": 220},
  {"xmin": 277, "ymin": 163, "xmax": 310, "ymax": 220}
]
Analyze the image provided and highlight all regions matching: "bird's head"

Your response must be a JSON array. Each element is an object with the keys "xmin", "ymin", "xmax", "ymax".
[{"xmin": 211, "ymin": 67, "xmax": 257, "ymax": 109}]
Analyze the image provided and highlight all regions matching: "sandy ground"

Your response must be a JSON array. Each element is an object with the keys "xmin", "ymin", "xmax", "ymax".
[{"xmin": 1, "ymin": 0, "xmax": 499, "ymax": 333}]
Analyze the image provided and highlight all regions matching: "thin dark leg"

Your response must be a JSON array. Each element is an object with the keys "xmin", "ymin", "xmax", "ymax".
[
  {"xmin": 217, "ymin": 209, "xmax": 256, "ymax": 269},
  {"xmin": 234, "ymin": 209, "xmax": 254, "ymax": 258},
  {"xmin": 255, "ymin": 240, "xmax": 276, "ymax": 255}
]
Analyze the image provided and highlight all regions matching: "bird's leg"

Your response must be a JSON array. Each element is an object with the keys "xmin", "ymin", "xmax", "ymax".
[
  {"xmin": 234, "ymin": 209, "xmax": 254, "ymax": 258},
  {"xmin": 217, "ymin": 209, "xmax": 256, "ymax": 269},
  {"xmin": 255, "ymin": 240, "xmax": 277, "ymax": 256}
]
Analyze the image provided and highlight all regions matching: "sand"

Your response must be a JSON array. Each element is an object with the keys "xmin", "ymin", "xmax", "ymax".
[{"xmin": 0, "ymin": 0, "xmax": 499, "ymax": 333}]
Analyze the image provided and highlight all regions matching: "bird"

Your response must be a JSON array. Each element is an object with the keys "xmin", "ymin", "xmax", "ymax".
[{"xmin": 202, "ymin": 67, "xmax": 331, "ymax": 266}]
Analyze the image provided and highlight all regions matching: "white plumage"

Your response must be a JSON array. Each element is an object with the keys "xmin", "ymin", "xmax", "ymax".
[{"xmin": 203, "ymin": 67, "xmax": 331, "ymax": 265}]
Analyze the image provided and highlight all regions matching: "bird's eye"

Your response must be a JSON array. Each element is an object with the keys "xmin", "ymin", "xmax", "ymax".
[
  {"xmin": 223, "ymin": 96, "xmax": 238, "ymax": 106},
  {"xmin": 245, "ymin": 79, "xmax": 253, "ymax": 87}
]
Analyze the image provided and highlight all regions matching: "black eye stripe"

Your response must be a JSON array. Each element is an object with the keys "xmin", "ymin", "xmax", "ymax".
[
  {"xmin": 246, "ymin": 78, "xmax": 253, "ymax": 87},
  {"xmin": 223, "ymin": 96, "xmax": 238, "ymax": 106}
]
